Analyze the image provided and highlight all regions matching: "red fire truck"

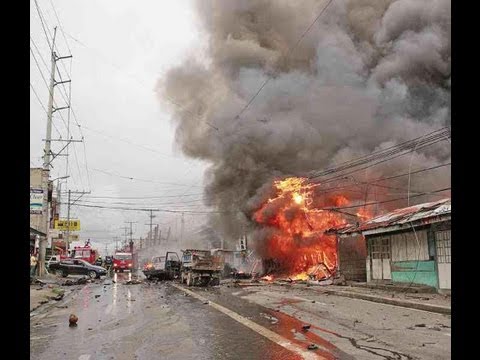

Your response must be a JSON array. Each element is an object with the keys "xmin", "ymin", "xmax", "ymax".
[
  {"xmin": 71, "ymin": 241, "xmax": 99, "ymax": 265},
  {"xmin": 113, "ymin": 251, "xmax": 133, "ymax": 272}
]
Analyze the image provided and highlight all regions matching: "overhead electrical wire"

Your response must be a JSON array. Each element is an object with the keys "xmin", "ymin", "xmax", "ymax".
[
  {"xmin": 325, "ymin": 187, "xmax": 451, "ymax": 211},
  {"xmin": 309, "ymin": 128, "xmax": 450, "ymax": 183},
  {"xmin": 234, "ymin": 0, "xmax": 335, "ymax": 120}
]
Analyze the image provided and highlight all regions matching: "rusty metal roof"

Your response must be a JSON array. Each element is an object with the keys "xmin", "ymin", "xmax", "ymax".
[{"xmin": 331, "ymin": 198, "xmax": 451, "ymax": 236}]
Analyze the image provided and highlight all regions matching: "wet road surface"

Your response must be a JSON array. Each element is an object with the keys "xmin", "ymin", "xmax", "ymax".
[
  {"xmin": 31, "ymin": 274, "xmax": 306, "ymax": 360},
  {"xmin": 30, "ymin": 274, "xmax": 450, "ymax": 360}
]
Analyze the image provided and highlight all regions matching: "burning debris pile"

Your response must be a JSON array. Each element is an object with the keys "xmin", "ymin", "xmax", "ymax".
[
  {"xmin": 253, "ymin": 177, "xmax": 370, "ymax": 281},
  {"xmin": 157, "ymin": 1, "xmax": 451, "ymax": 279}
]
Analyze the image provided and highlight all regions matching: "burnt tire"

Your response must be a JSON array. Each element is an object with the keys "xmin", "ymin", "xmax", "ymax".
[{"xmin": 56, "ymin": 269, "xmax": 67, "ymax": 278}]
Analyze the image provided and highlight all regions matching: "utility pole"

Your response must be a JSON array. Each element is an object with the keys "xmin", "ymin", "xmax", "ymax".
[
  {"xmin": 145, "ymin": 210, "xmax": 156, "ymax": 248},
  {"xmin": 38, "ymin": 27, "xmax": 58, "ymax": 277},
  {"xmin": 113, "ymin": 236, "xmax": 119, "ymax": 252},
  {"xmin": 180, "ymin": 212, "xmax": 185, "ymax": 245},
  {"xmin": 120, "ymin": 227, "xmax": 129, "ymax": 249},
  {"xmin": 65, "ymin": 190, "xmax": 90, "ymax": 252},
  {"xmin": 38, "ymin": 26, "xmax": 75, "ymax": 276},
  {"xmin": 125, "ymin": 221, "xmax": 137, "ymax": 253},
  {"xmin": 104, "ymin": 244, "xmax": 108, "ymax": 257}
]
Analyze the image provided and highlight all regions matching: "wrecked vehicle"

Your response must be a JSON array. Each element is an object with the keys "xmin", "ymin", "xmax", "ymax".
[
  {"xmin": 49, "ymin": 259, "xmax": 107, "ymax": 279},
  {"xmin": 142, "ymin": 252, "xmax": 181, "ymax": 280},
  {"xmin": 180, "ymin": 249, "xmax": 223, "ymax": 286}
]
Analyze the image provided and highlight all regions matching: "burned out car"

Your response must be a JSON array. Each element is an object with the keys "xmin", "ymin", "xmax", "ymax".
[
  {"xmin": 142, "ymin": 252, "xmax": 181, "ymax": 280},
  {"xmin": 49, "ymin": 259, "xmax": 107, "ymax": 279}
]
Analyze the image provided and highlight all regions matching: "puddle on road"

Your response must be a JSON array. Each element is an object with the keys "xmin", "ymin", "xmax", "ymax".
[{"xmin": 264, "ymin": 308, "xmax": 354, "ymax": 360}]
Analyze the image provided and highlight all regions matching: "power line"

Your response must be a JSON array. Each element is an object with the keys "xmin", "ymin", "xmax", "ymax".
[
  {"xmin": 30, "ymin": 82, "xmax": 62, "ymax": 138},
  {"xmin": 33, "ymin": 0, "xmax": 53, "ymax": 51},
  {"xmin": 325, "ymin": 188, "xmax": 451, "ymax": 211},
  {"xmin": 87, "ymin": 167, "xmax": 202, "ymax": 187},
  {"xmin": 30, "ymin": 37, "xmax": 49, "ymax": 73},
  {"xmin": 72, "ymin": 203, "xmax": 234, "ymax": 214},
  {"xmin": 309, "ymin": 128, "xmax": 450, "ymax": 182},
  {"xmin": 313, "ymin": 162, "xmax": 451, "ymax": 194},
  {"xmin": 79, "ymin": 193, "xmax": 204, "ymax": 200},
  {"xmin": 234, "ymin": 0, "xmax": 335, "ymax": 120},
  {"xmin": 48, "ymin": 0, "xmax": 72, "ymax": 54},
  {"xmin": 79, "ymin": 124, "xmax": 176, "ymax": 160}
]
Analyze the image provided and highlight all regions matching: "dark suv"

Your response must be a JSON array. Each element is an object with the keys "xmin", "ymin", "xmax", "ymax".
[{"xmin": 49, "ymin": 259, "xmax": 107, "ymax": 279}]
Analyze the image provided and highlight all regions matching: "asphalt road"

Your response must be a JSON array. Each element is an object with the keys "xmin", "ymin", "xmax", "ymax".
[{"xmin": 30, "ymin": 273, "xmax": 450, "ymax": 360}]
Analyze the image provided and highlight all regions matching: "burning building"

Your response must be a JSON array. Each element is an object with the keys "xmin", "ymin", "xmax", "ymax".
[{"xmin": 157, "ymin": 1, "xmax": 451, "ymax": 279}]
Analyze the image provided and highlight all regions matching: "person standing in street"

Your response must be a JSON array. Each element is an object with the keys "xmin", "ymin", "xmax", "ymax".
[{"xmin": 30, "ymin": 252, "xmax": 38, "ymax": 277}]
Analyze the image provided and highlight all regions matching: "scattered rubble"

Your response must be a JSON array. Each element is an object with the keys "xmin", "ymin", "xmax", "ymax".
[
  {"xmin": 125, "ymin": 279, "xmax": 142, "ymax": 285},
  {"xmin": 307, "ymin": 344, "xmax": 319, "ymax": 350},
  {"xmin": 302, "ymin": 324, "xmax": 311, "ymax": 331},
  {"xmin": 69, "ymin": 314, "xmax": 78, "ymax": 327}
]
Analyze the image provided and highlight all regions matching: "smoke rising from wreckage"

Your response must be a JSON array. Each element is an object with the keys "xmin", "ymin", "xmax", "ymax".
[{"xmin": 157, "ymin": 0, "xmax": 450, "ymax": 274}]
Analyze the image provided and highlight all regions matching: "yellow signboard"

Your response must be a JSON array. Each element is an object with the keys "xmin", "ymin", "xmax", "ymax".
[{"xmin": 54, "ymin": 219, "xmax": 80, "ymax": 231}]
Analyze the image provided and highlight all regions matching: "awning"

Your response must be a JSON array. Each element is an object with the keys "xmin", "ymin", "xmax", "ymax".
[{"xmin": 30, "ymin": 227, "xmax": 46, "ymax": 237}]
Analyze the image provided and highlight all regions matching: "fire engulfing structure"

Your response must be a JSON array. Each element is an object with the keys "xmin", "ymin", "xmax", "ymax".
[
  {"xmin": 253, "ymin": 177, "xmax": 370, "ymax": 280},
  {"xmin": 157, "ymin": 1, "xmax": 451, "ymax": 276}
]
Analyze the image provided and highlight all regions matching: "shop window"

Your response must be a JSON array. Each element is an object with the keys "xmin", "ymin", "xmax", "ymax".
[
  {"xmin": 435, "ymin": 230, "xmax": 451, "ymax": 263},
  {"xmin": 370, "ymin": 237, "xmax": 391, "ymax": 259}
]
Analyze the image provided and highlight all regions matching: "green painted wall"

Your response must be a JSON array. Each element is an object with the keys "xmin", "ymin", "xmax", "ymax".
[{"xmin": 391, "ymin": 260, "xmax": 438, "ymax": 288}]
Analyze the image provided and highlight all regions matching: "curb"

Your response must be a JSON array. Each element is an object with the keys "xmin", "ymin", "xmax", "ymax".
[
  {"xmin": 310, "ymin": 288, "xmax": 451, "ymax": 314},
  {"xmin": 30, "ymin": 284, "xmax": 87, "ymax": 319}
]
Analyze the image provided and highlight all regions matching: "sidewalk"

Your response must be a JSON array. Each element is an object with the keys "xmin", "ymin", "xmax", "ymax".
[
  {"xmin": 304, "ymin": 284, "xmax": 451, "ymax": 314},
  {"xmin": 30, "ymin": 284, "xmax": 65, "ymax": 312}
]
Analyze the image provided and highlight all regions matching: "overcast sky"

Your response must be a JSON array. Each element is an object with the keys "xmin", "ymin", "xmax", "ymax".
[{"xmin": 30, "ymin": 0, "xmax": 211, "ymax": 255}]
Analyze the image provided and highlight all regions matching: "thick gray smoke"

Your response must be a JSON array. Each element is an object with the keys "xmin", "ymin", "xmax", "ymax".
[{"xmin": 156, "ymin": 0, "xmax": 451, "ymax": 248}]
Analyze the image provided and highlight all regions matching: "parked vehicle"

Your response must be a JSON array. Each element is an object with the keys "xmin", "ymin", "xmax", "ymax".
[
  {"xmin": 46, "ymin": 255, "xmax": 61, "ymax": 268},
  {"xmin": 142, "ymin": 252, "xmax": 181, "ymax": 280},
  {"xmin": 180, "ymin": 249, "xmax": 223, "ymax": 286},
  {"xmin": 49, "ymin": 259, "xmax": 107, "ymax": 279},
  {"xmin": 113, "ymin": 252, "xmax": 133, "ymax": 272}
]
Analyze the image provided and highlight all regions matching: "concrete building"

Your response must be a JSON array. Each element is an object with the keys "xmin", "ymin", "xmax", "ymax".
[{"xmin": 335, "ymin": 198, "xmax": 451, "ymax": 291}]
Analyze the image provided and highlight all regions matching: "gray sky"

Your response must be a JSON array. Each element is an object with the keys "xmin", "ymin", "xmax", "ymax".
[{"xmin": 30, "ymin": 0, "xmax": 210, "ymax": 255}]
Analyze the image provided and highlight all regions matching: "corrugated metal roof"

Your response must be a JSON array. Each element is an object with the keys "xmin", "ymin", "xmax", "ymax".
[{"xmin": 330, "ymin": 198, "xmax": 450, "ymax": 236}]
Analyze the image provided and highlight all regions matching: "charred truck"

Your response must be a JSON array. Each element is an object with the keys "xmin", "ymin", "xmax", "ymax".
[
  {"xmin": 142, "ymin": 252, "xmax": 181, "ymax": 280},
  {"xmin": 180, "ymin": 249, "xmax": 223, "ymax": 286}
]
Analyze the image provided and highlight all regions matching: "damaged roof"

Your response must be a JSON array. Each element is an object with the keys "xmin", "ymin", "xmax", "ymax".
[{"xmin": 330, "ymin": 198, "xmax": 451, "ymax": 236}]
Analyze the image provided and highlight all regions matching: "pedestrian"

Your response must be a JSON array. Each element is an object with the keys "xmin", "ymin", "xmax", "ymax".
[{"xmin": 30, "ymin": 252, "xmax": 38, "ymax": 277}]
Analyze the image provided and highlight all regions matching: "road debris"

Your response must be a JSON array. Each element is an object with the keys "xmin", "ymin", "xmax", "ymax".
[
  {"xmin": 69, "ymin": 314, "xmax": 78, "ymax": 327},
  {"xmin": 307, "ymin": 344, "xmax": 319, "ymax": 350},
  {"xmin": 302, "ymin": 324, "xmax": 311, "ymax": 331},
  {"xmin": 125, "ymin": 280, "xmax": 142, "ymax": 285}
]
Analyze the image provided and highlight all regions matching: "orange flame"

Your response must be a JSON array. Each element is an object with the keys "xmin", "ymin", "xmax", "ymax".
[{"xmin": 254, "ymin": 177, "xmax": 351, "ymax": 279}]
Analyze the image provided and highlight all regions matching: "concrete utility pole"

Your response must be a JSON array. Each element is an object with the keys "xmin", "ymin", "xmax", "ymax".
[
  {"xmin": 145, "ymin": 210, "xmax": 156, "ymax": 248},
  {"xmin": 38, "ymin": 27, "xmax": 58, "ymax": 277},
  {"xmin": 180, "ymin": 212, "xmax": 185, "ymax": 245},
  {"xmin": 113, "ymin": 236, "xmax": 119, "ymax": 252},
  {"xmin": 65, "ymin": 190, "xmax": 90, "ymax": 251},
  {"xmin": 125, "ymin": 221, "xmax": 137, "ymax": 253},
  {"xmin": 38, "ymin": 26, "xmax": 74, "ymax": 276},
  {"xmin": 120, "ymin": 227, "xmax": 129, "ymax": 248}
]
